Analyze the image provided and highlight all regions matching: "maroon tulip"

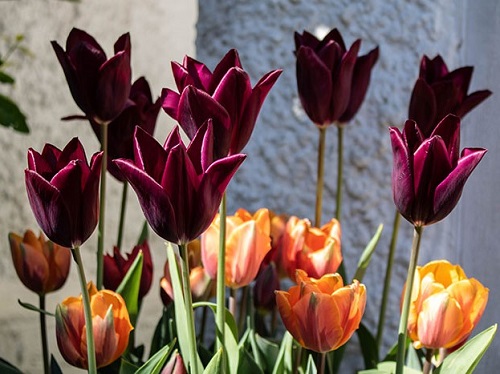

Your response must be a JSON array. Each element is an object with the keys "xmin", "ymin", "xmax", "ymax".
[
  {"xmin": 90, "ymin": 77, "xmax": 162, "ymax": 180},
  {"xmin": 409, "ymin": 55, "xmax": 492, "ymax": 138},
  {"xmin": 390, "ymin": 115, "xmax": 486, "ymax": 227},
  {"xmin": 103, "ymin": 240, "xmax": 153, "ymax": 299},
  {"xmin": 113, "ymin": 121, "xmax": 246, "ymax": 244},
  {"xmin": 162, "ymin": 49, "xmax": 282, "ymax": 155},
  {"xmin": 253, "ymin": 262, "xmax": 280, "ymax": 312},
  {"xmin": 295, "ymin": 28, "xmax": 379, "ymax": 126},
  {"xmin": 52, "ymin": 28, "xmax": 132, "ymax": 125},
  {"xmin": 25, "ymin": 138, "xmax": 103, "ymax": 247}
]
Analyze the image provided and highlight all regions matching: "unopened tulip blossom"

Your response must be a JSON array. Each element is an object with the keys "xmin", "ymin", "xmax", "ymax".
[
  {"xmin": 276, "ymin": 269, "xmax": 366, "ymax": 353},
  {"xmin": 162, "ymin": 351, "xmax": 188, "ymax": 374}
]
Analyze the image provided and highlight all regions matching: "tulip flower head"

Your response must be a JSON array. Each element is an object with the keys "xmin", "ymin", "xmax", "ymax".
[
  {"xmin": 162, "ymin": 49, "xmax": 282, "ymax": 155},
  {"xmin": 52, "ymin": 28, "xmax": 132, "ymax": 125},
  {"xmin": 9, "ymin": 230, "xmax": 71, "ymax": 295},
  {"xmin": 201, "ymin": 208, "xmax": 272, "ymax": 289},
  {"xmin": 55, "ymin": 282, "xmax": 133, "ymax": 369},
  {"xmin": 25, "ymin": 138, "xmax": 103, "ymax": 248},
  {"xmin": 276, "ymin": 269, "xmax": 366, "ymax": 353},
  {"xmin": 409, "ymin": 55, "xmax": 492, "ymax": 137},
  {"xmin": 406, "ymin": 260, "xmax": 488, "ymax": 350},
  {"xmin": 161, "ymin": 351, "xmax": 188, "ymax": 374},
  {"xmin": 390, "ymin": 115, "xmax": 486, "ymax": 227},
  {"xmin": 295, "ymin": 28, "xmax": 379, "ymax": 126},
  {"xmin": 114, "ymin": 122, "xmax": 245, "ymax": 244},
  {"xmin": 253, "ymin": 262, "xmax": 280, "ymax": 312}
]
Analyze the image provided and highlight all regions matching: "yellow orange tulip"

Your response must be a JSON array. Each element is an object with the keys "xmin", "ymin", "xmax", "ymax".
[
  {"xmin": 276, "ymin": 269, "xmax": 366, "ymax": 353},
  {"xmin": 406, "ymin": 260, "xmax": 489, "ymax": 350}
]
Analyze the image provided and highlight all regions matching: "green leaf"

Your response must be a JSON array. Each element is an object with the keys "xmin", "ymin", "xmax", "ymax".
[
  {"xmin": 50, "ymin": 355, "xmax": 63, "ymax": 374},
  {"xmin": 136, "ymin": 221, "xmax": 149, "ymax": 245},
  {"xmin": 272, "ymin": 331, "xmax": 294, "ymax": 374},
  {"xmin": 353, "ymin": 224, "xmax": 383, "ymax": 282},
  {"xmin": 134, "ymin": 339, "xmax": 175, "ymax": 374},
  {"xmin": 18, "ymin": 299, "xmax": 55, "ymax": 317},
  {"xmin": 405, "ymin": 344, "xmax": 422, "ymax": 370},
  {"xmin": 0, "ymin": 94, "xmax": 29, "ymax": 133},
  {"xmin": 305, "ymin": 354, "xmax": 317, "ymax": 374},
  {"xmin": 203, "ymin": 349, "xmax": 224, "ymax": 374},
  {"xmin": 434, "ymin": 324, "xmax": 497, "ymax": 374},
  {"xmin": 116, "ymin": 252, "xmax": 143, "ymax": 327},
  {"xmin": 237, "ymin": 348, "xmax": 264, "ymax": 374},
  {"xmin": 358, "ymin": 361, "xmax": 422, "ymax": 374},
  {"xmin": 150, "ymin": 305, "xmax": 176, "ymax": 357},
  {"xmin": 119, "ymin": 358, "xmax": 138, "ymax": 374},
  {"xmin": 357, "ymin": 322, "xmax": 379, "ymax": 369},
  {"xmin": 0, "ymin": 71, "xmax": 14, "ymax": 84},
  {"xmin": 0, "ymin": 357, "xmax": 23, "ymax": 374},
  {"xmin": 255, "ymin": 333, "xmax": 280, "ymax": 372}
]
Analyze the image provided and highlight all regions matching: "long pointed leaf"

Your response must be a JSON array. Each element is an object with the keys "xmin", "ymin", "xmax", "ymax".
[
  {"xmin": 134, "ymin": 339, "xmax": 175, "ymax": 374},
  {"xmin": 353, "ymin": 224, "xmax": 383, "ymax": 282},
  {"xmin": 357, "ymin": 322, "xmax": 379, "ymax": 369},
  {"xmin": 116, "ymin": 252, "xmax": 143, "ymax": 326},
  {"xmin": 305, "ymin": 354, "xmax": 317, "ymax": 374},
  {"xmin": 272, "ymin": 331, "xmax": 294, "ymax": 374},
  {"xmin": 203, "ymin": 349, "xmax": 224, "ymax": 374}
]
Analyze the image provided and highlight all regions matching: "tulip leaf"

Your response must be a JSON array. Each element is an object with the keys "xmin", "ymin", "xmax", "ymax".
[
  {"xmin": 136, "ymin": 221, "xmax": 149, "ymax": 245},
  {"xmin": 237, "ymin": 347, "xmax": 263, "ymax": 374},
  {"xmin": 150, "ymin": 305, "xmax": 176, "ymax": 357},
  {"xmin": 119, "ymin": 358, "xmax": 138, "ymax": 374},
  {"xmin": 0, "ymin": 71, "xmax": 15, "ymax": 84},
  {"xmin": 358, "ymin": 361, "xmax": 422, "ymax": 374},
  {"xmin": 116, "ymin": 252, "xmax": 143, "ymax": 327},
  {"xmin": 272, "ymin": 331, "xmax": 294, "ymax": 374},
  {"xmin": 357, "ymin": 322, "xmax": 379, "ymax": 369},
  {"xmin": 50, "ymin": 355, "xmax": 63, "ymax": 374},
  {"xmin": 353, "ymin": 224, "xmax": 383, "ymax": 282},
  {"xmin": 434, "ymin": 324, "xmax": 497, "ymax": 374},
  {"xmin": 17, "ymin": 299, "xmax": 55, "ymax": 317},
  {"xmin": 0, "ymin": 357, "xmax": 23, "ymax": 374},
  {"xmin": 305, "ymin": 353, "xmax": 317, "ymax": 374},
  {"xmin": 255, "ymin": 333, "xmax": 280, "ymax": 372},
  {"xmin": 203, "ymin": 348, "xmax": 224, "ymax": 374},
  {"xmin": 0, "ymin": 93, "xmax": 29, "ymax": 133},
  {"xmin": 406, "ymin": 344, "xmax": 422, "ymax": 370},
  {"xmin": 134, "ymin": 339, "xmax": 175, "ymax": 374}
]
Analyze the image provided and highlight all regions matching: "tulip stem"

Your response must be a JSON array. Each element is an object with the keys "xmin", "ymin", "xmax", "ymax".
[
  {"xmin": 216, "ymin": 193, "xmax": 227, "ymax": 355},
  {"xmin": 335, "ymin": 125, "xmax": 344, "ymax": 221},
  {"xmin": 179, "ymin": 243, "xmax": 199, "ymax": 374},
  {"xmin": 318, "ymin": 353, "xmax": 326, "ymax": 374},
  {"xmin": 116, "ymin": 181, "xmax": 128, "ymax": 249},
  {"xmin": 39, "ymin": 294, "xmax": 49, "ymax": 374},
  {"xmin": 72, "ymin": 246, "xmax": 97, "ymax": 374},
  {"xmin": 395, "ymin": 225, "xmax": 423, "ymax": 374},
  {"xmin": 315, "ymin": 127, "xmax": 326, "ymax": 227},
  {"xmin": 97, "ymin": 122, "xmax": 109, "ymax": 290},
  {"xmin": 229, "ymin": 287, "xmax": 237, "ymax": 321},
  {"xmin": 376, "ymin": 210, "xmax": 401, "ymax": 349},
  {"xmin": 423, "ymin": 348, "xmax": 435, "ymax": 374}
]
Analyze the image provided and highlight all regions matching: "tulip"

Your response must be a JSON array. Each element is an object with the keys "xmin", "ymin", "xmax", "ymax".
[
  {"xmin": 276, "ymin": 269, "xmax": 366, "ymax": 353},
  {"xmin": 52, "ymin": 28, "xmax": 132, "ymax": 125},
  {"xmin": 281, "ymin": 216, "xmax": 342, "ymax": 279},
  {"xmin": 390, "ymin": 115, "xmax": 486, "ymax": 227},
  {"xmin": 201, "ymin": 208, "xmax": 272, "ymax": 288},
  {"xmin": 9, "ymin": 230, "xmax": 71, "ymax": 295},
  {"xmin": 409, "ymin": 55, "xmax": 492, "ymax": 138},
  {"xmin": 103, "ymin": 240, "xmax": 153, "ymax": 299},
  {"xmin": 114, "ymin": 122, "xmax": 245, "ymax": 244},
  {"xmin": 405, "ymin": 260, "xmax": 488, "ymax": 350},
  {"xmin": 55, "ymin": 282, "xmax": 133, "ymax": 369},
  {"xmin": 90, "ymin": 77, "xmax": 162, "ymax": 181},
  {"xmin": 25, "ymin": 138, "xmax": 103, "ymax": 248},
  {"xmin": 162, "ymin": 49, "xmax": 282, "ymax": 155},
  {"xmin": 162, "ymin": 351, "xmax": 187, "ymax": 374},
  {"xmin": 253, "ymin": 262, "xmax": 280, "ymax": 312},
  {"xmin": 294, "ymin": 28, "xmax": 379, "ymax": 126}
]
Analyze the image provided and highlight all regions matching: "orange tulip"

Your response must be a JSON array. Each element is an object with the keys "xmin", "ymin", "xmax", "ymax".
[
  {"xmin": 276, "ymin": 269, "xmax": 366, "ymax": 353},
  {"xmin": 9, "ymin": 230, "xmax": 71, "ymax": 295},
  {"xmin": 201, "ymin": 208, "xmax": 272, "ymax": 288},
  {"xmin": 281, "ymin": 217, "xmax": 342, "ymax": 279},
  {"xmin": 406, "ymin": 260, "xmax": 489, "ymax": 350},
  {"xmin": 55, "ymin": 282, "xmax": 133, "ymax": 369}
]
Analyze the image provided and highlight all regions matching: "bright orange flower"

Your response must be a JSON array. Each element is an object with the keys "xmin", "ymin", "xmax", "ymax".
[
  {"xmin": 276, "ymin": 269, "xmax": 366, "ymax": 353},
  {"xmin": 9, "ymin": 230, "xmax": 71, "ymax": 295},
  {"xmin": 406, "ymin": 260, "xmax": 489, "ymax": 350},
  {"xmin": 55, "ymin": 282, "xmax": 133, "ymax": 369},
  {"xmin": 201, "ymin": 208, "xmax": 272, "ymax": 288},
  {"xmin": 281, "ymin": 217, "xmax": 342, "ymax": 279}
]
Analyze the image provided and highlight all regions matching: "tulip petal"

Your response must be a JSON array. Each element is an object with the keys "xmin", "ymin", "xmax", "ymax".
[
  {"xmin": 133, "ymin": 126, "xmax": 170, "ymax": 184},
  {"xmin": 183, "ymin": 56, "xmax": 212, "ymax": 92},
  {"xmin": 66, "ymin": 28, "xmax": 106, "ymax": 57},
  {"xmin": 113, "ymin": 32, "xmax": 131, "ymax": 57},
  {"xmin": 430, "ymin": 114, "xmax": 461, "ymax": 165},
  {"xmin": 161, "ymin": 88, "xmax": 181, "ymax": 120},
  {"xmin": 420, "ymin": 55, "xmax": 448, "ymax": 82},
  {"xmin": 209, "ymin": 49, "xmax": 242, "ymax": 93},
  {"xmin": 276, "ymin": 290, "xmax": 304, "ymax": 346},
  {"xmin": 321, "ymin": 28, "xmax": 346, "ymax": 52},
  {"xmin": 408, "ymin": 79, "xmax": 437, "ymax": 137},
  {"xmin": 455, "ymin": 89, "xmax": 492, "ymax": 118},
  {"xmin": 294, "ymin": 30, "xmax": 321, "ymax": 50}
]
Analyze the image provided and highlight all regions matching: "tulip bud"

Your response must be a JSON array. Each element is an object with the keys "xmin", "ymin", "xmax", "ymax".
[
  {"xmin": 253, "ymin": 262, "xmax": 280, "ymax": 312},
  {"xmin": 161, "ymin": 351, "xmax": 188, "ymax": 374}
]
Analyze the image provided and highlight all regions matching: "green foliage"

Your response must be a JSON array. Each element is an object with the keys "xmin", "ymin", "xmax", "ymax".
[
  {"xmin": 116, "ymin": 252, "xmax": 143, "ymax": 327},
  {"xmin": 353, "ymin": 224, "xmax": 383, "ymax": 282},
  {"xmin": 134, "ymin": 339, "xmax": 175, "ymax": 374}
]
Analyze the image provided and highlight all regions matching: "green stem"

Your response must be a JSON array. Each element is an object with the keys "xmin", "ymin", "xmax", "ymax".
[
  {"xmin": 319, "ymin": 353, "xmax": 326, "ymax": 374},
  {"xmin": 315, "ymin": 127, "xmax": 327, "ymax": 227},
  {"xmin": 216, "ymin": 193, "xmax": 227, "ymax": 353},
  {"xmin": 72, "ymin": 246, "xmax": 97, "ymax": 374},
  {"xmin": 237, "ymin": 286, "xmax": 249, "ymax": 333},
  {"xmin": 116, "ymin": 182, "xmax": 128, "ymax": 249},
  {"xmin": 335, "ymin": 125, "xmax": 344, "ymax": 221},
  {"xmin": 395, "ymin": 226, "xmax": 423, "ymax": 374},
  {"xmin": 39, "ymin": 294, "xmax": 49, "ymax": 374},
  {"xmin": 179, "ymin": 243, "xmax": 199, "ymax": 374},
  {"xmin": 96, "ymin": 122, "xmax": 109, "ymax": 290},
  {"xmin": 198, "ymin": 305, "xmax": 208, "ymax": 344},
  {"xmin": 376, "ymin": 210, "xmax": 401, "ymax": 349}
]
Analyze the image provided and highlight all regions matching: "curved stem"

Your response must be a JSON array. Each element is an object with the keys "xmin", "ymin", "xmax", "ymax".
[
  {"xmin": 72, "ymin": 246, "xmax": 97, "ymax": 374},
  {"xmin": 216, "ymin": 193, "xmax": 227, "ymax": 353},
  {"xmin": 376, "ymin": 210, "xmax": 401, "ymax": 349},
  {"xmin": 335, "ymin": 125, "xmax": 344, "ymax": 221},
  {"xmin": 39, "ymin": 294, "xmax": 49, "ymax": 374},
  {"xmin": 97, "ymin": 122, "xmax": 109, "ymax": 290},
  {"xmin": 315, "ymin": 127, "xmax": 327, "ymax": 227},
  {"xmin": 395, "ymin": 226, "xmax": 423, "ymax": 374},
  {"xmin": 423, "ymin": 348, "xmax": 435, "ymax": 374},
  {"xmin": 116, "ymin": 182, "xmax": 128, "ymax": 248}
]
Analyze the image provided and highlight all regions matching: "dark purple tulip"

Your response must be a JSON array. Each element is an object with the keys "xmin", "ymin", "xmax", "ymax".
[
  {"xmin": 390, "ymin": 115, "xmax": 486, "ymax": 227},
  {"xmin": 25, "ymin": 138, "xmax": 103, "ymax": 248},
  {"xmin": 52, "ymin": 28, "xmax": 132, "ymax": 125},
  {"xmin": 103, "ymin": 240, "xmax": 153, "ymax": 299},
  {"xmin": 113, "ymin": 122, "xmax": 246, "ymax": 244},
  {"xmin": 295, "ymin": 28, "xmax": 379, "ymax": 126},
  {"xmin": 162, "ymin": 49, "xmax": 282, "ymax": 155},
  {"xmin": 90, "ymin": 77, "xmax": 162, "ymax": 180},
  {"xmin": 409, "ymin": 55, "xmax": 492, "ymax": 138},
  {"xmin": 253, "ymin": 262, "xmax": 280, "ymax": 312}
]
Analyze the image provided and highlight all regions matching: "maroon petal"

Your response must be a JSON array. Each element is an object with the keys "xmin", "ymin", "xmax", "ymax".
[
  {"xmin": 209, "ymin": 49, "xmax": 242, "ymax": 93},
  {"xmin": 171, "ymin": 61, "xmax": 195, "ymax": 92},
  {"xmin": 408, "ymin": 79, "xmax": 437, "ymax": 137},
  {"xmin": 161, "ymin": 88, "xmax": 181, "ymax": 120},
  {"xmin": 187, "ymin": 120, "xmax": 214, "ymax": 173},
  {"xmin": 447, "ymin": 66, "xmax": 473, "ymax": 102},
  {"xmin": 114, "ymin": 32, "xmax": 131, "ymax": 57},
  {"xmin": 294, "ymin": 30, "xmax": 321, "ymax": 50},
  {"xmin": 455, "ymin": 90, "xmax": 492, "ymax": 118},
  {"xmin": 420, "ymin": 55, "xmax": 448, "ymax": 82},
  {"xmin": 58, "ymin": 137, "xmax": 87, "ymax": 171},
  {"xmin": 430, "ymin": 114, "xmax": 461, "ymax": 165},
  {"xmin": 66, "ymin": 28, "xmax": 105, "ymax": 57},
  {"xmin": 321, "ymin": 28, "xmax": 346, "ymax": 53},
  {"xmin": 401, "ymin": 119, "xmax": 424, "ymax": 153},
  {"xmin": 431, "ymin": 80, "xmax": 461, "ymax": 125},
  {"xmin": 50, "ymin": 161, "xmax": 83, "ymax": 224},
  {"xmin": 183, "ymin": 56, "xmax": 212, "ymax": 91},
  {"xmin": 80, "ymin": 152, "xmax": 102, "ymax": 246},
  {"xmin": 133, "ymin": 127, "xmax": 169, "ymax": 184},
  {"xmin": 103, "ymin": 248, "xmax": 124, "ymax": 291}
]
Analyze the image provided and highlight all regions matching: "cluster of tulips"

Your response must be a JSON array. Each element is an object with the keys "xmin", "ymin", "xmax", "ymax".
[{"xmin": 5, "ymin": 24, "xmax": 496, "ymax": 374}]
